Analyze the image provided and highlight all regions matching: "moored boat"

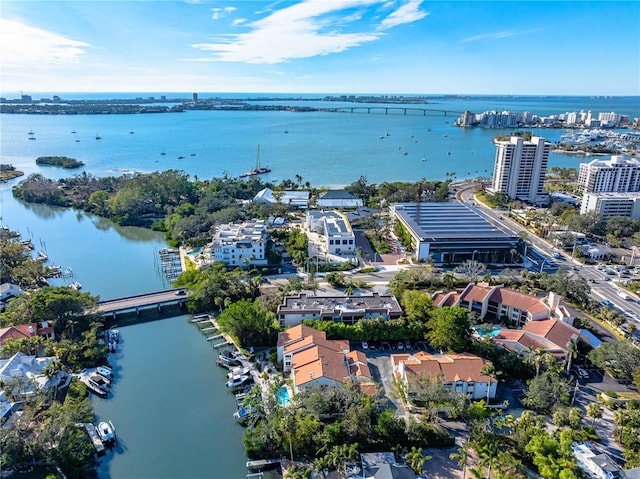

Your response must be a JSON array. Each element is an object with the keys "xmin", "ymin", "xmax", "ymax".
[
  {"xmin": 91, "ymin": 374, "xmax": 111, "ymax": 388},
  {"xmin": 226, "ymin": 374, "xmax": 252, "ymax": 389},
  {"xmin": 96, "ymin": 365, "xmax": 113, "ymax": 380},
  {"xmin": 86, "ymin": 378, "xmax": 108, "ymax": 397},
  {"xmin": 96, "ymin": 421, "xmax": 116, "ymax": 444}
]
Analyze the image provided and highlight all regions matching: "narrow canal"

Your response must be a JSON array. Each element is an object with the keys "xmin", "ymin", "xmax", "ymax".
[{"xmin": 0, "ymin": 188, "xmax": 247, "ymax": 478}]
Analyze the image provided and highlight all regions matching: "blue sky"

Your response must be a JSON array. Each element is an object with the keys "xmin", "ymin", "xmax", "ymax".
[{"xmin": 1, "ymin": 0, "xmax": 638, "ymax": 95}]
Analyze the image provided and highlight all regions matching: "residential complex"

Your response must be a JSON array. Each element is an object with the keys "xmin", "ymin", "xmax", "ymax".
[
  {"xmin": 490, "ymin": 135, "xmax": 550, "ymax": 204},
  {"xmin": 578, "ymin": 156, "xmax": 640, "ymax": 194},
  {"xmin": 437, "ymin": 283, "xmax": 572, "ymax": 327},
  {"xmin": 276, "ymin": 324, "xmax": 374, "ymax": 394},
  {"xmin": 577, "ymin": 156, "xmax": 640, "ymax": 218},
  {"xmin": 277, "ymin": 293, "xmax": 403, "ymax": 327},
  {"xmin": 210, "ymin": 220, "xmax": 269, "ymax": 268},
  {"xmin": 391, "ymin": 351, "xmax": 497, "ymax": 401},
  {"xmin": 390, "ymin": 202, "xmax": 519, "ymax": 264},
  {"xmin": 316, "ymin": 190, "xmax": 363, "ymax": 209}
]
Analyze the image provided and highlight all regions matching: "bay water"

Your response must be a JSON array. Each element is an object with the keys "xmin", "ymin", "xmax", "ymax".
[{"xmin": 0, "ymin": 95, "xmax": 638, "ymax": 478}]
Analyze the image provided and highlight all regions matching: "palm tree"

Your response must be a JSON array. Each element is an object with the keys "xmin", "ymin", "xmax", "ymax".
[
  {"xmin": 586, "ymin": 402, "xmax": 603, "ymax": 427},
  {"xmin": 450, "ymin": 445, "xmax": 470, "ymax": 479},
  {"xmin": 565, "ymin": 338, "xmax": 578, "ymax": 373},
  {"xmin": 404, "ymin": 446, "xmax": 431, "ymax": 475},
  {"xmin": 530, "ymin": 348, "xmax": 546, "ymax": 377},
  {"xmin": 442, "ymin": 271, "xmax": 456, "ymax": 290}
]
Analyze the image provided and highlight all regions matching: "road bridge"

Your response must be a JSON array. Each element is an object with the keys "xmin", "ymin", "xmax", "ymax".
[
  {"xmin": 96, "ymin": 289, "xmax": 187, "ymax": 317},
  {"xmin": 321, "ymin": 106, "xmax": 465, "ymax": 116}
]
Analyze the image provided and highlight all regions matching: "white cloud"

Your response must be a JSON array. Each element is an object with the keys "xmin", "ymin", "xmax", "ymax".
[
  {"xmin": 211, "ymin": 6, "xmax": 237, "ymax": 20},
  {"xmin": 461, "ymin": 27, "xmax": 544, "ymax": 43},
  {"xmin": 378, "ymin": 0, "xmax": 428, "ymax": 30},
  {"xmin": 232, "ymin": 18, "xmax": 247, "ymax": 26},
  {"xmin": 0, "ymin": 18, "xmax": 90, "ymax": 66},
  {"xmin": 192, "ymin": 0, "xmax": 427, "ymax": 64}
]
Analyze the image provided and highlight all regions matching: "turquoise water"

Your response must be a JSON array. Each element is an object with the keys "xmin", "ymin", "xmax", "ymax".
[
  {"xmin": 0, "ymin": 95, "xmax": 638, "ymax": 478},
  {"xmin": 2, "ymin": 96, "xmax": 637, "ymax": 188},
  {"xmin": 475, "ymin": 327, "xmax": 501, "ymax": 337},
  {"xmin": 276, "ymin": 386, "xmax": 291, "ymax": 407}
]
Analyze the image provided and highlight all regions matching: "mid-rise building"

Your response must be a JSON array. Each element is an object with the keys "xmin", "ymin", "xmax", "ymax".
[
  {"xmin": 490, "ymin": 136, "xmax": 550, "ymax": 204},
  {"xmin": 211, "ymin": 220, "xmax": 268, "ymax": 268},
  {"xmin": 306, "ymin": 210, "xmax": 355, "ymax": 257},
  {"xmin": 578, "ymin": 156, "xmax": 640, "ymax": 194},
  {"xmin": 580, "ymin": 192, "xmax": 640, "ymax": 219},
  {"xmin": 277, "ymin": 293, "xmax": 403, "ymax": 327}
]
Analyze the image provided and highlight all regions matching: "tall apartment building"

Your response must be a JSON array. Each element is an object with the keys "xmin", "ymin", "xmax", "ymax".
[
  {"xmin": 490, "ymin": 136, "xmax": 550, "ymax": 204},
  {"xmin": 577, "ymin": 156, "xmax": 640, "ymax": 194}
]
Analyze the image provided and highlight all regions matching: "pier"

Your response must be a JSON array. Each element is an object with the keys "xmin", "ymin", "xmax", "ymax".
[
  {"xmin": 80, "ymin": 423, "xmax": 105, "ymax": 456},
  {"xmin": 96, "ymin": 289, "xmax": 187, "ymax": 317}
]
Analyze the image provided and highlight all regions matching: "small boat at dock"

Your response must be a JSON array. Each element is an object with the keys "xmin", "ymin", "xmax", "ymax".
[
  {"xmin": 226, "ymin": 374, "xmax": 252, "ymax": 389},
  {"xmin": 91, "ymin": 374, "xmax": 111, "ymax": 388},
  {"xmin": 86, "ymin": 378, "xmax": 108, "ymax": 397},
  {"xmin": 96, "ymin": 421, "xmax": 116, "ymax": 445},
  {"xmin": 96, "ymin": 365, "xmax": 113, "ymax": 380}
]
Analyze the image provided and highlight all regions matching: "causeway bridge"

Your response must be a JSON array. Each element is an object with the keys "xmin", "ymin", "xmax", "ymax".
[
  {"xmin": 96, "ymin": 289, "xmax": 187, "ymax": 317},
  {"xmin": 320, "ymin": 106, "xmax": 465, "ymax": 116}
]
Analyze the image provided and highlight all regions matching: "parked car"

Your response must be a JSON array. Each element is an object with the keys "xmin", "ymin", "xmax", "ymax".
[
  {"xmin": 575, "ymin": 367, "xmax": 589, "ymax": 379},
  {"xmin": 404, "ymin": 340, "xmax": 412, "ymax": 350},
  {"xmin": 361, "ymin": 340, "xmax": 369, "ymax": 350}
]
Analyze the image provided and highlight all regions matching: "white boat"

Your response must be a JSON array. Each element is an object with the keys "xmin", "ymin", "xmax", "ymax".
[
  {"xmin": 107, "ymin": 329, "xmax": 120, "ymax": 343},
  {"xmin": 226, "ymin": 375, "xmax": 252, "ymax": 389},
  {"xmin": 227, "ymin": 366, "xmax": 251, "ymax": 379},
  {"xmin": 233, "ymin": 405, "xmax": 255, "ymax": 422},
  {"xmin": 96, "ymin": 421, "xmax": 116, "ymax": 444},
  {"xmin": 96, "ymin": 365, "xmax": 113, "ymax": 380},
  {"xmin": 90, "ymin": 374, "xmax": 111, "ymax": 388},
  {"xmin": 86, "ymin": 379, "xmax": 108, "ymax": 397}
]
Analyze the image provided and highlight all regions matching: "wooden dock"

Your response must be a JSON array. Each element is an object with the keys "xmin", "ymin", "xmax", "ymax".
[
  {"xmin": 206, "ymin": 334, "xmax": 224, "ymax": 341},
  {"xmin": 246, "ymin": 458, "xmax": 281, "ymax": 470},
  {"xmin": 81, "ymin": 423, "xmax": 105, "ymax": 456}
]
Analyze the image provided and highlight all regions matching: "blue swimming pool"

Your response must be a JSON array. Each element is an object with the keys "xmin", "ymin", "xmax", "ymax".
[
  {"xmin": 475, "ymin": 327, "xmax": 501, "ymax": 337},
  {"xmin": 276, "ymin": 386, "xmax": 291, "ymax": 407}
]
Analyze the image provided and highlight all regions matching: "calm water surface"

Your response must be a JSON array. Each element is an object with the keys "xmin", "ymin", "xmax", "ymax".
[{"xmin": 1, "ymin": 95, "xmax": 638, "ymax": 478}]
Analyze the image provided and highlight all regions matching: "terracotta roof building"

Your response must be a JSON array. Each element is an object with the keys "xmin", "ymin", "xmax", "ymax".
[
  {"xmin": 277, "ymin": 324, "xmax": 374, "ymax": 394},
  {"xmin": 0, "ymin": 322, "xmax": 55, "ymax": 347},
  {"xmin": 454, "ymin": 283, "xmax": 572, "ymax": 326},
  {"xmin": 391, "ymin": 351, "xmax": 497, "ymax": 401}
]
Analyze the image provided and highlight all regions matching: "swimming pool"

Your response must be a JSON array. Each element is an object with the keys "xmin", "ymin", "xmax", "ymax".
[
  {"xmin": 276, "ymin": 386, "xmax": 291, "ymax": 407},
  {"xmin": 475, "ymin": 327, "xmax": 501, "ymax": 337}
]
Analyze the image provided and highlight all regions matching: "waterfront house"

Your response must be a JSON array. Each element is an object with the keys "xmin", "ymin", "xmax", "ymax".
[
  {"xmin": 276, "ymin": 325, "xmax": 374, "ymax": 394},
  {"xmin": 0, "ymin": 282, "xmax": 23, "ymax": 309},
  {"xmin": 361, "ymin": 452, "xmax": 418, "ymax": 479},
  {"xmin": 0, "ymin": 322, "xmax": 55, "ymax": 348},
  {"xmin": 252, "ymin": 188, "xmax": 310, "ymax": 209},
  {"xmin": 0, "ymin": 352, "xmax": 69, "ymax": 399},
  {"xmin": 572, "ymin": 442, "xmax": 624, "ymax": 479},
  {"xmin": 277, "ymin": 293, "xmax": 403, "ymax": 328},
  {"xmin": 210, "ymin": 220, "xmax": 269, "ymax": 268},
  {"xmin": 391, "ymin": 351, "xmax": 497, "ymax": 401}
]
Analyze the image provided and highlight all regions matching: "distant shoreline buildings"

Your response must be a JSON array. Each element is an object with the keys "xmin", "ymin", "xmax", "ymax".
[{"xmin": 456, "ymin": 109, "xmax": 637, "ymax": 129}]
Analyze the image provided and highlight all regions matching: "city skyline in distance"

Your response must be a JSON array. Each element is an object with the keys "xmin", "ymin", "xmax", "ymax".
[{"xmin": 1, "ymin": 0, "xmax": 638, "ymax": 96}]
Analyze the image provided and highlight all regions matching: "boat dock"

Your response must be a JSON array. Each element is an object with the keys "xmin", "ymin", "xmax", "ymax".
[
  {"xmin": 246, "ymin": 459, "xmax": 281, "ymax": 470},
  {"xmin": 81, "ymin": 423, "xmax": 105, "ymax": 456},
  {"xmin": 206, "ymin": 334, "xmax": 224, "ymax": 341}
]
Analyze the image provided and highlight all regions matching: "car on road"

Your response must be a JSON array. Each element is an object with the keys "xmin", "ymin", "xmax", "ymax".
[
  {"xmin": 600, "ymin": 298, "xmax": 614, "ymax": 307},
  {"xmin": 617, "ymin": 291, "xmax": 630, "ymax": 300},
  {"xmin": 575, "ymin": 367, "xmax": 589, "ymax": 379},
  {"xmin": 552, "ymin": 252, "xmax": 561, "ymax": 258},
  {"xmin": 174, "ymin": 289, "xmax": 186, "ymax": 296},
  {"xmin": 589, "ymin": 279, "xmax": 598, "ymax": 284}
]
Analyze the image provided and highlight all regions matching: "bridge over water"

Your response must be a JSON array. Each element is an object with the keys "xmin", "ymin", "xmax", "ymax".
[
  {"xmin": 96, "ymin": 289, "xmax": 187, "ymax": 317},
  {"xmin": 320, "ymin": 106, "xmax": 465, "ymax": 116}
]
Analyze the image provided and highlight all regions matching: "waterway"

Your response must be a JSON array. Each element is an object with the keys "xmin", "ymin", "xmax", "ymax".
[{"xmin": 0, "ymin": 95, "xmax": 638, "ymax": 478}]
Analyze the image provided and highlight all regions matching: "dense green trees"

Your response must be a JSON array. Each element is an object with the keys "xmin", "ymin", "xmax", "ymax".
[
  {"xmin": 588, "ymin": 340, "xmax": 640, "ymax": 380},
  {"xmin": 217, "ymin": 299, "xmax": 279, "ymax": 347}
]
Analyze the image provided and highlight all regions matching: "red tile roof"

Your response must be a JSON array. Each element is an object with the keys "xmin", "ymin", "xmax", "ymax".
[
  {"xmin": 523, "ymin": 319, "xmax": 579, "ymax": 349},
  {"xmin": 489, "ymin": 288, "xmax": 549, "ymax": 315},
  {"xmin": 460, "ymin": 283, "xmax": 492, "ymax": 303},
  {"xmin": 392, "ymin": 352, "xmax": 493, "ymax": 383},
  {"xmin": 277, "ymin": 324, "xmax": 325, "ymax": 347}
]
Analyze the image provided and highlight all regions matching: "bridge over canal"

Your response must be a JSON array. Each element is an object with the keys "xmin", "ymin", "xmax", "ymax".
[{"xmin": 96, "ymin": 289, "xmax": 187, "ymax": 317}]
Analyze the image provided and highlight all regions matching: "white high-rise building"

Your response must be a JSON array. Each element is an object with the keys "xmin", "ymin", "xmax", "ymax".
[
  {"xmin": 577, "ymin": 155, "xmax": 640, "ymax": 194},
  {"xmin": 491, "ymin": 136, "xmax": 550, "ymax": 203}
]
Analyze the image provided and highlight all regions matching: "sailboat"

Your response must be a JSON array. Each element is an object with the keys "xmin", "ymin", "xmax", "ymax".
[{"xmin": 239, "ymin": 144, "xmax": 271, "ymax": 178}]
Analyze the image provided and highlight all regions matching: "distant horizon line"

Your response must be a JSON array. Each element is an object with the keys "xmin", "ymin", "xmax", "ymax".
[{"xmin": 2, "ymin": 91, "xmax": 639, "ymax": 98}]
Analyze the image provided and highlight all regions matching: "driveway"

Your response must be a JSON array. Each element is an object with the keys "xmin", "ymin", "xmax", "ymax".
[{"xmin": 364, "ymin": 350, "xmax": 407, "ymax": 417}]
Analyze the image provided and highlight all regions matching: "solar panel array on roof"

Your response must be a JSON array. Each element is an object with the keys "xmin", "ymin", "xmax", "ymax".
[{"xmin": 393, "ymin": 202, "xmax": 512, "ymax": 240}]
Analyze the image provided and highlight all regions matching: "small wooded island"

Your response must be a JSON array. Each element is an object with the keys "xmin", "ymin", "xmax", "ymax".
[
  {"xmin": 0, "ymin": 164, "xmax": 24, "ymax": 182},
  {"xmin": 36, "ymin": 156, "xmax": 85, "ymax": 169}
]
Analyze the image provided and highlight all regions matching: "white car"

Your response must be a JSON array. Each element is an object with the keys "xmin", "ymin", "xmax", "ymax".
[{"xmin": 361, "ymin": 341, "xmax": 369, "ymax": 350}]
